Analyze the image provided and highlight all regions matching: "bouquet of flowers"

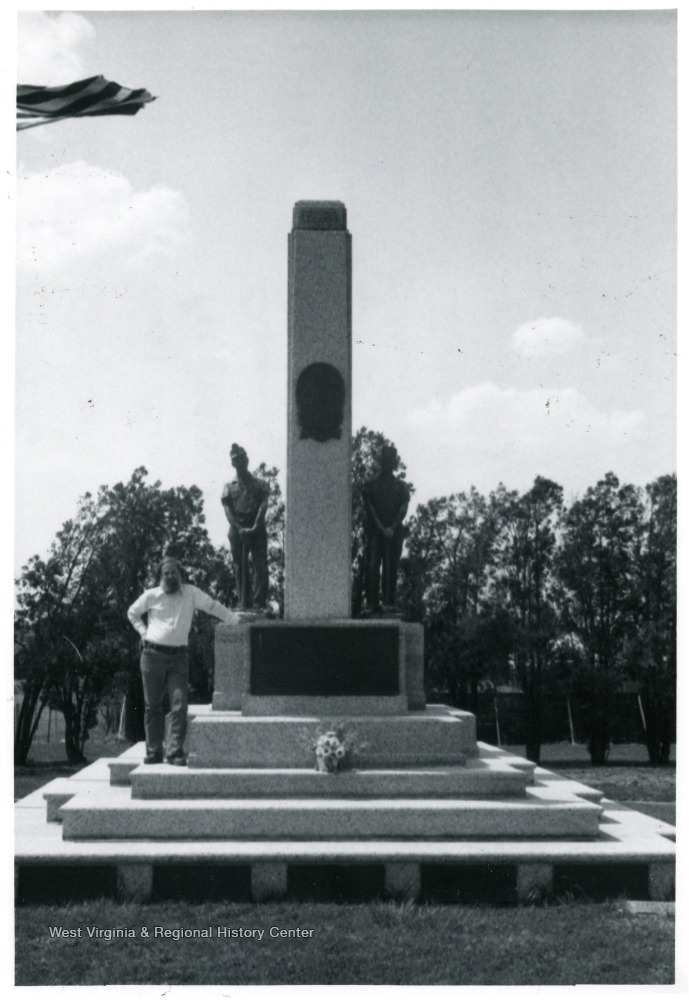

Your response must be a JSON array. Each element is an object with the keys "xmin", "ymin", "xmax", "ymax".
[
  {"xmin": 314, "ymin": 731, "xmax": 346, "ymax": 773},
  {"xmin": 306, "ymin": 723, "xmax": 367, "ymax": 774}
]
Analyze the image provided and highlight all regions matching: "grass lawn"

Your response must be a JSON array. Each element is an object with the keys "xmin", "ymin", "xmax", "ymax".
[
  {"xmin": 14, "ymin": 898, "xmax": 675, "ymax": 986},
  {"xmin": 503, "ymin": 742, "xmax": 676, "ymax": 823},
  {"xmin": 14, "ymin": 730, "xmax": 131, "ymax": 800}
]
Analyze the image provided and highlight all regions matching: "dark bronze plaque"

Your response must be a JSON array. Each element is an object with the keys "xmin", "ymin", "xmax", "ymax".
[
  {"xmin": 296, "ymin": 362, "xmax": 345, "ymax": 442},
  {"xmin": 250, "ymin": 625, "xmax": 399, "ymax": 696}
]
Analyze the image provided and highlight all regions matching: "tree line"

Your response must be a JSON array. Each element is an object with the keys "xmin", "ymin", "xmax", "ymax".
[{"xmin": 14, "ymin": 429, "xmax": 675, "ymax": 768}]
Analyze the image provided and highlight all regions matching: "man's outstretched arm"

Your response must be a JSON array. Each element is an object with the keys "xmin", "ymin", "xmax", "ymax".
[{"xmin": 192, "ymin": 587, "xmax": 242, "ymax": 625}]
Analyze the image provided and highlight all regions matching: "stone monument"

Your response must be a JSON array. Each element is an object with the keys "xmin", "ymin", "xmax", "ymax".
[
  {"xmin": 18, "ymin": 200, "xmax": 674, "ymax": 912},
  {"xmin": 211, "ymin": 201, "xmax": 426, "ymax": 713}
]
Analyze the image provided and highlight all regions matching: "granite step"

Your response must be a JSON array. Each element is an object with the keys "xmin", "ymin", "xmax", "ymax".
[
  {"xmin": 129, "ymin": 761, "xmax": 529, "ymax": 800},
  {"xmin": 187, "ymin": 706, "xmax": 476, "ymax": 769},
  {"xmin": 60, "ymin": 793, "xmax": 603, "ymax": 841}
]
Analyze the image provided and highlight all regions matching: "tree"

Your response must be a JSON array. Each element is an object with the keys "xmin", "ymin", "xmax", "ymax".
[
  {"xmin": 406, "ymin": 488, "xmax": 507, "ymax": 710},
  {"xmin": 15, "ymin": 490, "xmax": 105, "ymax": 764},
  {"xmin": 14, "ymin": 633, "xmax": 56, "ymax": 766},
  {"xmin": 622, "ymin": 474, "xmax": 676, "ymax": 764},
  {"xmin": 557, "ymin": 473, "xmax": 644, "ymax": 764},
  {"xmin": 492, "ymin": 477, "xmax": 564, "ymax": 763}
]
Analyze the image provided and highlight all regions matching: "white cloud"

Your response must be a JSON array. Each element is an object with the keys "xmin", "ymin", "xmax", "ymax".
[
  {"xmin": 17, "ymin": 162, "xmax": 189, "ymax": 273},
  {"xmin": 404, "ymin": 382, "xmax": 652, "ymax": 499},
  {"xmin": 512, "ymin": 317, "xmax": 587, "ymax": 356},
  {"xmin": 18, "ymin": 11, "xmax": 94, "ymax": 85}
]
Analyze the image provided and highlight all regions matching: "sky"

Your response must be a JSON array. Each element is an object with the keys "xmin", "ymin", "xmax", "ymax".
[{"xmin": 11, "ymin": 6, "xmax": 677, "ymax": 575}]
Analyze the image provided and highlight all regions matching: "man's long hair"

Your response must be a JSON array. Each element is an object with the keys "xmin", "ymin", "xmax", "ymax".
[{"xmin": 154, "ymin": 556, "xmax": 187, "ymax": 586}]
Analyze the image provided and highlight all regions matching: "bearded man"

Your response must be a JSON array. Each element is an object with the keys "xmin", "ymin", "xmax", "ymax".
[{"xmin": 127, "ymin": 555, "xmax": 240, "ymax": 765}]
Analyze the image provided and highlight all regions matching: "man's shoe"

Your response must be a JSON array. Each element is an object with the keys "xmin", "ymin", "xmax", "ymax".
[
  {"xmin": 166, "ymin": 752, "xmax": 187, "ymax": 767},
  {"xmin": 143, "ymin": 752, "xmax": 163, "ymax": 765}
]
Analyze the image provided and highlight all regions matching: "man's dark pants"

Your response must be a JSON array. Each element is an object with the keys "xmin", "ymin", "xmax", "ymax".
[
  {"xmin": 365, "ymin": 528, "xmax": 404, "ymax": 610},
  {"xmin": 140, "ymin": 646, "xmax": 188, "ymax": 758}
]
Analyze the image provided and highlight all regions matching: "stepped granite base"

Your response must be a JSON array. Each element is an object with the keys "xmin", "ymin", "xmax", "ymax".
[{"xmin": 15, "ymin": 732, "xmax": 675, "ymax": 905}]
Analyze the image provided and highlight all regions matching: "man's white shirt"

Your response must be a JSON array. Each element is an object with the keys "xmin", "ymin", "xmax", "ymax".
[{"xmin": 127, "ymin": 584, "xmax": 240, "ymax": 646}]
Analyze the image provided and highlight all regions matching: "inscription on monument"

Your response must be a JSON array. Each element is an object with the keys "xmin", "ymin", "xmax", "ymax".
[
  {"xmin": 296, "ymin": 362, "xmax": 346, "ymax": 442},
  {"xmin": 250, "ymin": 625, "xmax": 399, "ymax": 696}
]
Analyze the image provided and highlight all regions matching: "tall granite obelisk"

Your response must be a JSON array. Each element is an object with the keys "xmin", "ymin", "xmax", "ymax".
[
  {"xmin": 284, "ymin": 201, "xmax": 352, "ymax": 620},
  {"xmin": 209, "ymin": 201, "xmax": 425, "ymax": 715}
]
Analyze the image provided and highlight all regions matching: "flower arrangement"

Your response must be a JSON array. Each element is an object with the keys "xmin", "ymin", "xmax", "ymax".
[
  {"xmin": 314, "ymin": 731, "xmax": 346, "ymax": 773},
  {"xmin": 306, "ymin": 723, "xmax": 367, "ymax": 774}
]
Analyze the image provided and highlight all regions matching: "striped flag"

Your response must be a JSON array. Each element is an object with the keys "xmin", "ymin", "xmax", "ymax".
[{"xmin": 17, "ymin": 75, "xmax": 156, "ymax": 131}]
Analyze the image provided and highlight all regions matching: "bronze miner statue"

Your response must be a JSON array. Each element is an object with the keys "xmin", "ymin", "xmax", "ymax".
[
  {"xmin": 362, "ymin": 445, "xmax": 410, "ymax": 613},
  {"xmin": 221, "ymin": 443, "xmax": 270, "ymax": 611}
]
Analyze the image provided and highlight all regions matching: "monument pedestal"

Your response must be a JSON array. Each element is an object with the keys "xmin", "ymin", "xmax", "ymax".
[
  {"xmin": 186, "ymin": 706, "xmax": 475, "ymax": 769},
  {"xmin": 195, "ymin": 618, "xmax": 471, "ymax": 770},
  {"xmin": 212, "ymin": 619, "xmax": 426, "ymax": 714}
]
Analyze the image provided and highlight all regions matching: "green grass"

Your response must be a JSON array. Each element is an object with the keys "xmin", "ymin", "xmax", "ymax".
[
  {"xmin": 548, "ymin": 766, "xmax": 675, "ymax": 802},
  {"xmin": 503, "ymin": 742, "xmax": 676, "ymax": 813},
  {"xmin": 15, "ymin": 898, "xmax": 675, "ymax": 986},
  {"xmin": 14, "ymin": 730, "xmax": 131, "ymax": 800},
  {"xmin": 506, "ymin": 741, "xmax": 676, "ymax": 765}
]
